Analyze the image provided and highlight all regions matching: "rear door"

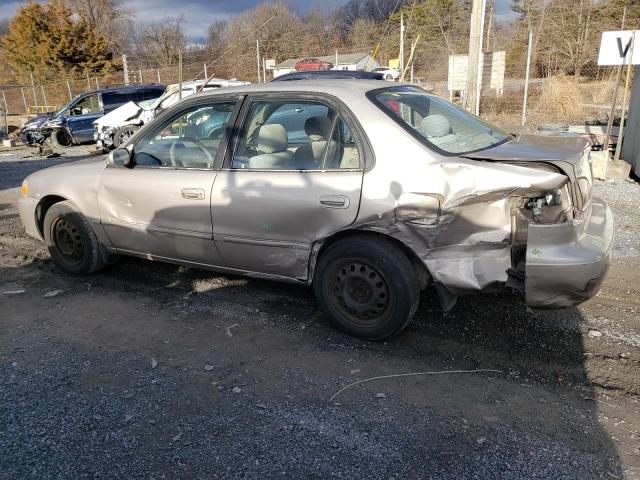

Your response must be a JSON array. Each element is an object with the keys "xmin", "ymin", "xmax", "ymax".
[{"xmin": 211, "ymin": 94, "xmax": 367, "ymax": 280}]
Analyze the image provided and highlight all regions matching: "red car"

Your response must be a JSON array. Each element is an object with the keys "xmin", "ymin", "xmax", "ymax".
[{"xmin": 294, "ymin": 58, "xmax": 334, "ymax": 72}]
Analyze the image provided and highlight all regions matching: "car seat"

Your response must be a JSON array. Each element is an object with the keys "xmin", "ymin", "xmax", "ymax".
[{"xmin": 249, "ymin": 124, "xmax": 293, "ymax": 169}]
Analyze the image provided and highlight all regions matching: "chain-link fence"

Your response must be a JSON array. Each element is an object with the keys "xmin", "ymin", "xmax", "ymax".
[{"xmin": 0, "ymin": 35, "xmax": 630, "ymax": 135}]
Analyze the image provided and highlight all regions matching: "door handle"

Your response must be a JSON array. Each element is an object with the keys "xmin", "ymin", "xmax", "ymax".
[
  {"xmin": 319, "ymin": 195, "xmax": 349, "ymax": 209},
  {"xmin": 181, "ymin": 188, "xmax": 205, "ymax": 200}
]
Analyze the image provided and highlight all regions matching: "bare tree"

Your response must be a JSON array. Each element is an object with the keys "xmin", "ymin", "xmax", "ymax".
[
  {"xmin": 63, "ymin": 0, "xmax": 132, "ymax": 52},
  {"xmin": 139, "ymin": 16, "xmax": 187, "ymax": 67},
  {"xmin": 206, "ymin": 20, "xmax": 227, "ymax": 54}
]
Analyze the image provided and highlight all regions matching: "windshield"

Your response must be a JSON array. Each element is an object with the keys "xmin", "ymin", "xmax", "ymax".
[
  {"xmin": 369, "ymin": 86, "xmax": 510, "ymax": 155},
  {"xmin": 52, "ymin": 94, "xmax": 83, "ymax": 117}
]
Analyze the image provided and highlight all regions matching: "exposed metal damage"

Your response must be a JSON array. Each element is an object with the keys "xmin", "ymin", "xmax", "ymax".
[{"xmin": 310, "ymin": 136, "xmax": 612, "ymax": 313}]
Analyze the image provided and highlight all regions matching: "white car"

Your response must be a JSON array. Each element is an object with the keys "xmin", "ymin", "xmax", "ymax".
[
  {"xmin": 374, "ymin": 67, "xmax": 401, "ymax": 81},
  {"xmin": 93, "ymin": 78, "xmax": 249, "ymax": 151}
]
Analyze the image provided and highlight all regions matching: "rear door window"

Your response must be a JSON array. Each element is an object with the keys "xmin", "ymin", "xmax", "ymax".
[{"xmin": 231, "ymin": 99, "xmax": 361, "ymax": 170}]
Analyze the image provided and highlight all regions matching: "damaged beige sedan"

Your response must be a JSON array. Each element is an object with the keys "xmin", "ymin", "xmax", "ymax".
[{"xmin": 18, "ymin": 81, "xmax": 614, "ymax": 340}]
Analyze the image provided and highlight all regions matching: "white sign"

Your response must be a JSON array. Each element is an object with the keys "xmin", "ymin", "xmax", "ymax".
[
  {"xmin": 448, "ymin": 51, "xmax": 505, "ymax": 93},
  {"xmin": 598, "ymin": 30, "xmax": 640, "ymax": 66},
  {"xmin": 265, "ymin": 59, "xmax": 276, "ymax": 70}
]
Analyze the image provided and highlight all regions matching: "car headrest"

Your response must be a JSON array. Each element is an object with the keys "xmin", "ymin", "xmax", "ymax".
[
  {"xmin": 257, "ymin": 124, "xmax": 288, "ymax": 153},
  {"xmin": 305, "ymin": 116, "xmax": 333, "ymax": 141},
  {"xmin": 420, "ymin": 114, "xmax": 452, "ymax": 138}
]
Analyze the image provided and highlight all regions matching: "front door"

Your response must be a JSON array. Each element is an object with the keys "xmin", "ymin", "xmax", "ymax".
[
  {"xmin": 98, "ymin": 98, "xmax": 239, "ymax": 266},
  {"xmin": 211, "ymin": 96, "xmax": 365, "ymax": 280},
  {"xmin": 66, "ymin": 93, "xmax": 103, "ymax": 142}
]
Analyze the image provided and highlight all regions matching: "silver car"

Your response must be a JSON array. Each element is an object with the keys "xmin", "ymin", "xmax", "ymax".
[{"xmin": 18, "ymin": 81, "xmax": 614, "ymax": 340}]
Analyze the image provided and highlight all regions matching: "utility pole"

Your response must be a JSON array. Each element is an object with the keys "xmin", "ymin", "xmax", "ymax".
[
  {"xmin": 66, "ymin": 80, "xmax": 73, "ymax": 100},
  {"xmin": 335, "ymin": 50, "xmax": 339, "ymax": 70},
  {"xmin": 157, "ymin": 70, "xmax": 161, "ymax": 83},
  {"xmin": 30, "ymin": 72, "xmax": 38, "ymax": 114},
  {"xmin": 178, "ymin": 49, "xmax": 183, "ymax": 100},
  {"xmin": 466, "ymin": 0, "xmax": 486, "ymax": 115},
  {"xmin": 95, "ymin": 77, "xmax": 100, "ymax": 90},
  {"xmin": 204, "ymin": 63, "xmax": 208, "ymax": 80},
  {"xmin": 138, "ymin": 69, "xmax": 143, "ymax": 83},
  {"xmin": 399, "ymin": 13, "xmax": 405, "ymax": 75},
  {"xmin": 521, "ymin": 30, "xmax": 533, "ymax": 126},
  {"xmin": 122, "ymin": 54, "xmax": 129, "ymax": 85},
  {"xmin": 256, "ymin": 39, "xmax": 261, "ymax": 83}
]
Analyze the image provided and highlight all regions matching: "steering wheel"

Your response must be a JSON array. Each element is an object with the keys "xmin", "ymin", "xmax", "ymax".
[{"xmin": 169, "ymin": 137, "xmax": 213, "ymax": 167}]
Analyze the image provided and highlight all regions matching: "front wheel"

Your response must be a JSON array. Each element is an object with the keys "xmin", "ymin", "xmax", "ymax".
[
  {"xmin": 43, "ymin": 201, "xmax": 105, "ymax": 275},
  {"xmin": 313, "ymin": 236, "xmax": 420, "ymax": 340},
  {"xmin": 113, "ymin": 125, "xmax": 140, "ymax": 147},
  {"xmin": 51, "ymin": 128, "xmax": 73, "ymax": 148}
]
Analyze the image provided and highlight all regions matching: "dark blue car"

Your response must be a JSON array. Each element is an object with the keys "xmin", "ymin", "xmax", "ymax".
[{"xmin": 21, "ymin": 83, "xmax": 165, "ymax": 147}]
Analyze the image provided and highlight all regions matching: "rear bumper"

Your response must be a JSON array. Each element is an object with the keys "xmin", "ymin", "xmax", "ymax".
[
  {"xmin": 525, "ymin": 196, "xmax": 614, "ymax": 308},
  {"xmin": 17, "ymin": 196, "xmax": 42, "ymax": 241}
]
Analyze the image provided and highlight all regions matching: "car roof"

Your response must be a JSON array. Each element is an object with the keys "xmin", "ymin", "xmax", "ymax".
[
  {"xmin": 271, "ymin": 71, "xmax": 384, "ymax": 82},
  {"xmin": 195, "ymin": 79, "xmax": 405, "ymax": 100},
  {"xmin": 81, "ymin": 83, "xmax": 166, "ymax": 96}
]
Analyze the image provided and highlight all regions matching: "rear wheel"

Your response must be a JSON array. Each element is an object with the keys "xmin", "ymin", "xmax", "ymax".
[
  {"xmin": 313, "ymin": 236, "xmax": 420, "ymax": 340},
  {"xmin": 113, "ymin": 125, "xmax": 140, "ymax": 147},
  {"xmin": 43, "ymin": 201, "xmax": 105, "ymax": 275}
]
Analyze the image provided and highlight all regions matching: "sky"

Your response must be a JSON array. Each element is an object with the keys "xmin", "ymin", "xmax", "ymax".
[{"xmin": 1, "ymin": 0, "xmax": 515, "ymax": 41}]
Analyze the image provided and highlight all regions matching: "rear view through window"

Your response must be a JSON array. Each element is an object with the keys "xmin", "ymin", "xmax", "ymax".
[{"xmin": 370, "ymin": 86, "xmax": 510, "ymax": 155}]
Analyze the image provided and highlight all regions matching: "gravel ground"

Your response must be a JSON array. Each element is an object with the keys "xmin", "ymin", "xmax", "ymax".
[{"xmin": 1, "ymin": 146, "xmax": 639, "ymax": 479}]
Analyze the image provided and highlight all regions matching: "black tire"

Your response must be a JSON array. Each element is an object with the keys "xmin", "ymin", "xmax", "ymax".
[
  {"xmin": 51, "ymin": 129, "xmax": 73, "ymax": 148},
  {"xmin": 313, "ymin": 236, "xmax": 420, "ymax": 340},
  {"xmin": 113, "ymin": 125, "xmax": 140, "ymax": 147},
  {"xmin": 43, "ymin": 201, "xmax": 105, "ymax": 275}
]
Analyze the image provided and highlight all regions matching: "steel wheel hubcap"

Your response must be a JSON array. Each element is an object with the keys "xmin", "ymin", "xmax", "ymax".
[
  {"xmin": 333, "ymin": 261, "xmax": 389, "ymax": 320},
  {"xmin": 54, "ymin": 218, "xmax": 83, "ymax": 264}
]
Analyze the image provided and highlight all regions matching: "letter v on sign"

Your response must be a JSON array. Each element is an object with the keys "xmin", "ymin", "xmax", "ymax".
[
  {"xmin": 598, "ymin": 30, "xmax": 639, "ymax": 66},
  {"xmin": 617, "ymin": 36, "xmax": 633, "ymax": 59}
]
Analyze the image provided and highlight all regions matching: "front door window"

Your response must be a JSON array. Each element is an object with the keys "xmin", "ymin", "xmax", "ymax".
[{"xmin": 133, "ymin": 102, "xmax": 236, "ymax": 169}]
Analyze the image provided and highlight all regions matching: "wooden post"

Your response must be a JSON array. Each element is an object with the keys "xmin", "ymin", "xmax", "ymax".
[
  {"xmin": 521, "ymin": 30, "xmax": 533, "ymax": 127},
  {"xmin": 86, "ymin": 72, "xmax": 91, "ymax": 90},
  {"xmin": 157, "ymin": 70, "xmax": 161, "ymax": 83},
  {"xmin": 30, "ymin": 72, "xmax": 39, "ymax": 113},
  {"xmin": 41, "ymin": 85, "xmax": 49, "ymax": 112},
  {"xmin": 604, "ymin": 7, "xmax": 627, "ymax": 153},
  {"xmin": 21, "ymin": 88, "xmax": 28, "ymax": 114},
  {"xmin": 1, "ymin": 91, "xmax": 8, "ymax": 136},
  {"xmin": 614, "ymin": 31, "xmax": 635, "ymax": 164}
]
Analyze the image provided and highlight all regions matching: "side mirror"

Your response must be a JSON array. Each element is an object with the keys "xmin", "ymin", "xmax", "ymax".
[{"xmin": 108, "ymin": 147, "xmax": 132, "ymax": 167}]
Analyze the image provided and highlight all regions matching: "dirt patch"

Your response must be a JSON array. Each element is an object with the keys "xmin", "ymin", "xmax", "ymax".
[{"xmin": 1, "ymin": 153, "xmax": 639, "ymax": 479}]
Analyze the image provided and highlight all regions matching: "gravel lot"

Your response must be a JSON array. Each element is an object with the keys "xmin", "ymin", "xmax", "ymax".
[{"xmin": 1, "ymin": 146, "xmax": 639, "ymax": 479}]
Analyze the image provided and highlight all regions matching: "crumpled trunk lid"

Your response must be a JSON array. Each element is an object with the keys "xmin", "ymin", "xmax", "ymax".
[{"xmin": 462, "ymin": 134, "xmax": 589, "ymax": 177}]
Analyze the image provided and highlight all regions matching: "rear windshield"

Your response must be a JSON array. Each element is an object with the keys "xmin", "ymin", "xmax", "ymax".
[{"xmin": 369, "ymin": 86, "xmax": 510, "ymax": 155}]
